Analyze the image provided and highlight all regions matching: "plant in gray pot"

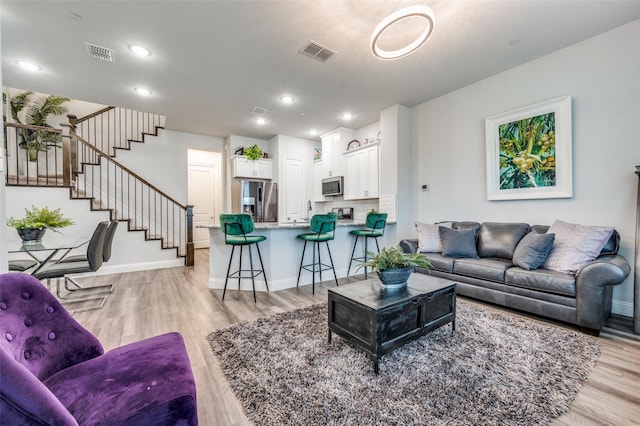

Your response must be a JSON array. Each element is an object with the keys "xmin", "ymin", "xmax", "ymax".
[
  {"xmin": 7, "ymin": 205, "xmax": 74, "ymax": 244},
  {"xmin": 358, "ymin": 246, "xmax": 432, "ymax": 288}
]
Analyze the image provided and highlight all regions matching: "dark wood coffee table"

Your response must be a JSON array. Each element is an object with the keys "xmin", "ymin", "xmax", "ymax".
[{"xmin": 327, "ymin": 273, "xmax": 456, "ymax": 374}]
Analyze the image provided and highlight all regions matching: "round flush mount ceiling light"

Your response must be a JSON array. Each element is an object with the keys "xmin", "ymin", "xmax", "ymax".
[
  {"xmin": 371, "ymin": 5, "xmax": 435, "ymax": 60},
  {"xmin": 281, "ymin": 95, "xmax": 294, "ymax": 104},
  {"xmin": 134, "ymin": 87, "xmax": 152, "ymax": 96},
  {"xmin": 17, "ymin": 60, "xmax": 41, "ymax": 72},
  {"xmin": 129, "ymin": 44, "xmax": 151, "ymax": 57}
]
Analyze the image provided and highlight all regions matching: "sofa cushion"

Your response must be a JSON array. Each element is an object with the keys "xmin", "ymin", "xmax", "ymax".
[
  {"xmin": 477, "ymin": 222, "xmax": 530, "ymax": 260},
  {"xmin": 505, "ymin": 267, "xmax": 576, "ymax": 297},
  {"xmin": 453, "ymin": 258, "xmax": 513, "ymax": 283},
  {"xmin": 543, "ymin": 220, "xmax": 614, "ymax": 274},
  {"xmin": 44, "ymin": 332, "xmax": 197, "ymax": 426},
  {"xmin": 512, "ymin": 232, "xmax": 555, "ymax": 270},
  {"xmin": 421, "ymin": 253, "xmax": 456, "ymax": 273},
  {"xmin": 415, "ymin": 222, "xmax": 452, "ymax": 253},
  {"xmin": 439, "ymin": 227, "xmax": 479, "ymax": 258}
]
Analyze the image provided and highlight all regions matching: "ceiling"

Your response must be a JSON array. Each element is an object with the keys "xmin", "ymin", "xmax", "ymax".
[{"xmin": 2, "ymin": 1, "xmax": 640, "ymax": 141}]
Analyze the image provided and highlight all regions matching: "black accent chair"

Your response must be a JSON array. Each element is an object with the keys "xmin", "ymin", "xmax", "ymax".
[
  {"xmin": 59, "ymin": 220, "xmax": 118, "ymax": 293},
  {"xmin": 33, "ymin": 221, "xmax": 109, "ymax": 313}
]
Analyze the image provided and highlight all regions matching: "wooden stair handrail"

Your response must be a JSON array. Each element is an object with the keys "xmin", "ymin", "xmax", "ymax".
[
  {"xmin": 4, "ymin": 122, "xmax": 63, "ymax": 133},
  {"xmin": 73, "ymin": 107, "xmax": 115, "ymax": 124}
]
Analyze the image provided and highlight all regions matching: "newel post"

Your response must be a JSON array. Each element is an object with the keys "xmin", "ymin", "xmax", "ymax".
[
  {"xmin": 61, "ymin": 114, "xmax": 79, "ymax": 187},
  {"xmin": 185, "ymin": 205, "xmax": 194, "ymax": 266},
  {"xmin": 634, "ymin": 166, "xmax": 640, "ymax": 334}
]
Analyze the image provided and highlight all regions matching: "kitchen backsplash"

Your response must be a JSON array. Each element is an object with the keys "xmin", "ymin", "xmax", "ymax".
[{"xmin": 313, "ymin": 199, "xmax": 379, "ymax": 222}]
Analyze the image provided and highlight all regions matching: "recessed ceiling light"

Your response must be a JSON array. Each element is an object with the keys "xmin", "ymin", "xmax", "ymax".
[
  {"xmin": 309, "ymin": 129, "xmax": 318, "ymax": 136},
  {"xmin": 281, "ymin": 95, "xmax": 294, "ymax": 104},
  {"xmin": 17, "ymin": 60, "xmax": 41, "ymax": 72},
  {"xmin": 129, "ymin": 44, "xmax": 151, "ymax": 57},
  {"xmin": 134, "ymin": 87, "xmax": 152, "ymax": 96},
  {"xmin": 256, "ymin": 117, "xmax": 267, "ymax": 125},
  {"xmin": 341, "ymin": 112, "xmax": 353, "ymax": 121}
]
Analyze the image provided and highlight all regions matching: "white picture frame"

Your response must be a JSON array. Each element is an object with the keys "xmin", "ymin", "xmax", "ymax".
[{"xmin": 485, "ymin": 96, "xmax": 572, "ymax": 201}]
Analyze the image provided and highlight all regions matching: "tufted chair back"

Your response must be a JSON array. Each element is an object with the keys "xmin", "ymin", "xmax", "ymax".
[{"xmin": 0, "ymin": 273, "xmax": 104, "ymax": 381}]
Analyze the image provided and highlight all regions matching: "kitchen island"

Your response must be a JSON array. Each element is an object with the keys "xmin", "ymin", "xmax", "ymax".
[{"xmin": 201, "ymin": 221, "xmax": 394, "ymax": 293}]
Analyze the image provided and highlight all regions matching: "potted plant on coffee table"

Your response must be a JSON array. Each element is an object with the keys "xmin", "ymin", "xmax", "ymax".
[
  {"xmin": 6, "ymin": 205, "xmax": 74, "ymax": 244},
  {"xmin": 358, "ymin": 245, "xmax": 431, "ymax": 288}
]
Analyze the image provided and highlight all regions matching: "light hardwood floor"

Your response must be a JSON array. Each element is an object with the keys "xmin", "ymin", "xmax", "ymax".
[{"xmin": 70, "ymin": 249, "xmax": 640, "ymax": 426}]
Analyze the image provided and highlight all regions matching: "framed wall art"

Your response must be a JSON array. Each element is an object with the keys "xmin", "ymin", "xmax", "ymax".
[{"xmin": 485, "ymin": 96, "xmax": 572, "ymax": 201}]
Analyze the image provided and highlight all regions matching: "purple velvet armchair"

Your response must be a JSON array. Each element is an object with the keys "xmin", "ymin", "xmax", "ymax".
[{"xmin": 0, "ymin": 272, "xmax": 198, "ymax": 425}]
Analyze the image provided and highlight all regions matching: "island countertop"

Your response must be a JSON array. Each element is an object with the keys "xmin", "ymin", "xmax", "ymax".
[
  {"xmin": 197, "ymin": 219, "xmax": 389, "ymax": 230},
  {"xmin": 202, "ymin": 220, "xmax": 396, "ymax": 293}
]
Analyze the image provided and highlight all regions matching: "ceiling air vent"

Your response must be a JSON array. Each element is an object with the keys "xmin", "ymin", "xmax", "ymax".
[
  {"xmin": 85, "ymin": 42, "xmax": 115, "ymax": 62},
  {"xmin": 299, "ymin": 40, "xmax": 336, "ymax": 63},
  {"xmin": 252, "ymin": 106, "xmax": 268, "ymax": 114}
]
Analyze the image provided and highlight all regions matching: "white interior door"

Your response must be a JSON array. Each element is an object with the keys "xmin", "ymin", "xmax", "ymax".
[
  {"xmin": 283, "ymin": 157, "xmax": 304, "ymax": 223},
  {"xmin": 188, "ymin": 150, "xmax": 222, "ymax": 249}
]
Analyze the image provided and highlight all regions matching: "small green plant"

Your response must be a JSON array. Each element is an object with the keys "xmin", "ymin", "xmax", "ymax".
[
  {"xmin": 358, "ymin": 246, "xmax": 431, "ymax": 272},
  {"xmin": 244, "ymin": 144, "xmax": 263, "ymax": 160},
  {"xmin": 7, "ymin": 205, "xmax": 74, "ymax": 231}
]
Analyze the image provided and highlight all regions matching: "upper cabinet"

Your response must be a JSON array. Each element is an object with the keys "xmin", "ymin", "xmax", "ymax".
[
  {"xmin": 320, "ymin": 128, "xmax": 354, "ymax": 179},
  {"xmin": 231, "ymin": 156, "xmax": 273, "ymax": 179},
  {"xmin": 343, "ymin": 143, "xmax": 379, "ymax": 200}
]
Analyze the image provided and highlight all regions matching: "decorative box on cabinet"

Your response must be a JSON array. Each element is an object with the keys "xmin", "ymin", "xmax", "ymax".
[
  {"xmin": 343, "ymin": 143, "xmax": 379, "ymax": 200},
  {"xmin": 231, "ymin": 156, "xmax": 273, "ymax": 179}
]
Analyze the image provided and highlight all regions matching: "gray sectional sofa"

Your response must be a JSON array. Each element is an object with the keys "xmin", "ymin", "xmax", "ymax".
[{"xmin": 400, "ymin": 221, "xmax": 631, "ymax": 334}]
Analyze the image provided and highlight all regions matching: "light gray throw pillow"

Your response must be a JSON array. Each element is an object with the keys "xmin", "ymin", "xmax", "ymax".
[
  {"xmin": 415, "ymin": 221, "xmax": 452, "ymax": 252},
  {"xmin": 512, "ymin": 232, "xmax": 555, "ymax": 270},
  {"xmin": 439, "ymin": 227, "xmax": 478, "ymax": 258},
  {"xmin": 542, "ymin": 220, "xmax": 614, "ymax": 274}
]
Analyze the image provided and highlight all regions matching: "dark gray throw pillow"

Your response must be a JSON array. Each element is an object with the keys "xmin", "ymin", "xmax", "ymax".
[
  {"xmin": 512, "ymin": 232, "xmax": 555, "ymax": 270},
  {"xmin": 439, "ymin": 227, "xmax": 478, "ymax": 258}
]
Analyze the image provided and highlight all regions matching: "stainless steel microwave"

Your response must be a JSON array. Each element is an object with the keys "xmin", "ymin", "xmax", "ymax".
[{"xmin": 322, "ymin": 176, "xmax": 343, "ymax": 196}]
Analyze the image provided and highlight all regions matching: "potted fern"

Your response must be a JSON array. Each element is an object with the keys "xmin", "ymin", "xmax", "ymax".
[
  {"xmin": 358, "ymin": 246, "xmax": 431, "ymax": 288},
  {"xmin": 7, "ymin": 205, "xmax": 74, "ymax": 244}
]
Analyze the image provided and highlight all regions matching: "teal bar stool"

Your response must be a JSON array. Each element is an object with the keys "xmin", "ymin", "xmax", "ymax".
[
  {"xmin": 296, "ymin": 213, "xmax": 339, "ymax": 294},
  {"xmin": 347, "ymin": 212, "xmax": 388, "ymax": 278},
  {"xmin": 220, "ymin": 213, "xmax": 268, "ymax": 303}
]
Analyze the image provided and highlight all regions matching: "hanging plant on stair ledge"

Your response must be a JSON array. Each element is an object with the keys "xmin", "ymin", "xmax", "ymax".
[{"xmin": 9, "ymin": 91, "xmax": 70, "ymax": 162}]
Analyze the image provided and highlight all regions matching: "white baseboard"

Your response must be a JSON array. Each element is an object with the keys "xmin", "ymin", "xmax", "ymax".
[
  {"xmin": 73, "ymin": 259, "xmax": 185, "ymax": 277},
  {"xmin": 612, "ymin": 299, "xmax": 634, "ymax": 317}
]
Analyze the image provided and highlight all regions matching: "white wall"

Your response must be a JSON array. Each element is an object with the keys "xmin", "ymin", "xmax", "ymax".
[
  {"xmin": 410, "ymin": 19, "xmax": 640, "ymax": 316},
  {"xmin": 0, "ymin": 24, "xmax": 7, "ymax": 272}
]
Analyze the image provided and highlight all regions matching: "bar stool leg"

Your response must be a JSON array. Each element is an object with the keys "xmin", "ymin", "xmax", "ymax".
[
  {"xmin": 375, "ymin": 237, "xmax": 380, "ymax": 253},
  {"xmin": 325, "ymin": 241, "xmax": 338, "ymax": 286},
  {"xmin": 238, "ymin": 246, "xmax": 244, "ymax": 291},
  {"xmin": 312, "ymin": 241, "xmax": 317, "ymax": 294},
  {"xmin": 248, "ymin": 244, "xmax": 257, "ymax": 303},
  {"xmin": 317, "ymin": 240, "xmax": 323, "ymax": 284},
  {"xmin": 297, "ymin": 241, "xmax": 308, "ymax": 287},
  {"xmin": 222, "ymin": 245, "xmax": 236, "ymax": 301},
  {"xmin": 364, "ymin": 237, "xmax": 369, "ymax": 279},
  {"xmin": 347, "ymin": 235, "xmax": 359, "ymax": 277},
  {"xmin": 256, "ymin": 243, "xmax": 269, "ymax": 292}
]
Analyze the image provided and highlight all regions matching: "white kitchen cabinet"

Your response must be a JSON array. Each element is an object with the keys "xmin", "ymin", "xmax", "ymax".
[
  {"xmin": 320, "ymin": 128, "xmax": 354, "ymax": 179},
  {"xmin": 343, "ymin": 143, "xmax": 379, "ymax": 200},
  {"xmin": 231, "ymin": 156, "xmax": 273, "ymax": 179},
  {"xmin": 313, "ymin": 160, "xmax": 325, "ymax": 202}
]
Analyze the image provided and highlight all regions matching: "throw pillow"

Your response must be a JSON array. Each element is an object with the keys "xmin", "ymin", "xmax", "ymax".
[
  {"xmin": 439, "ymin": 226, "xmax": 479, "ymax": 258},
  {"xmin": 415, "ymin": 222, "xmax": 452, "ymax": 252},
  {"xmin": 542, "ymin": 220, "xmax": 614, "ymax": 274},
  {"xmin": 512, "ymin": 232, "xmax": 555, "ymax": 270}
]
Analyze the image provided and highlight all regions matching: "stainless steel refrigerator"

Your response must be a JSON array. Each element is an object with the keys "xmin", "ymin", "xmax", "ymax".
[{"xmin": 231, "ymin": 180, "xmax": 278, "ymax": 222}]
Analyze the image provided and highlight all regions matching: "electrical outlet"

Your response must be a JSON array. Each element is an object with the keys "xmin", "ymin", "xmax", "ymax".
[{"xmin": 421, "ymin": 184, "xmax": 430, "ymax": 191}]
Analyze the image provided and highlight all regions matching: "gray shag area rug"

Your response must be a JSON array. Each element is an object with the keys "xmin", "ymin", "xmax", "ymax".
[{"xmin": 207, "ymin": 300, "xmax": 601, "ymax": 425}]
